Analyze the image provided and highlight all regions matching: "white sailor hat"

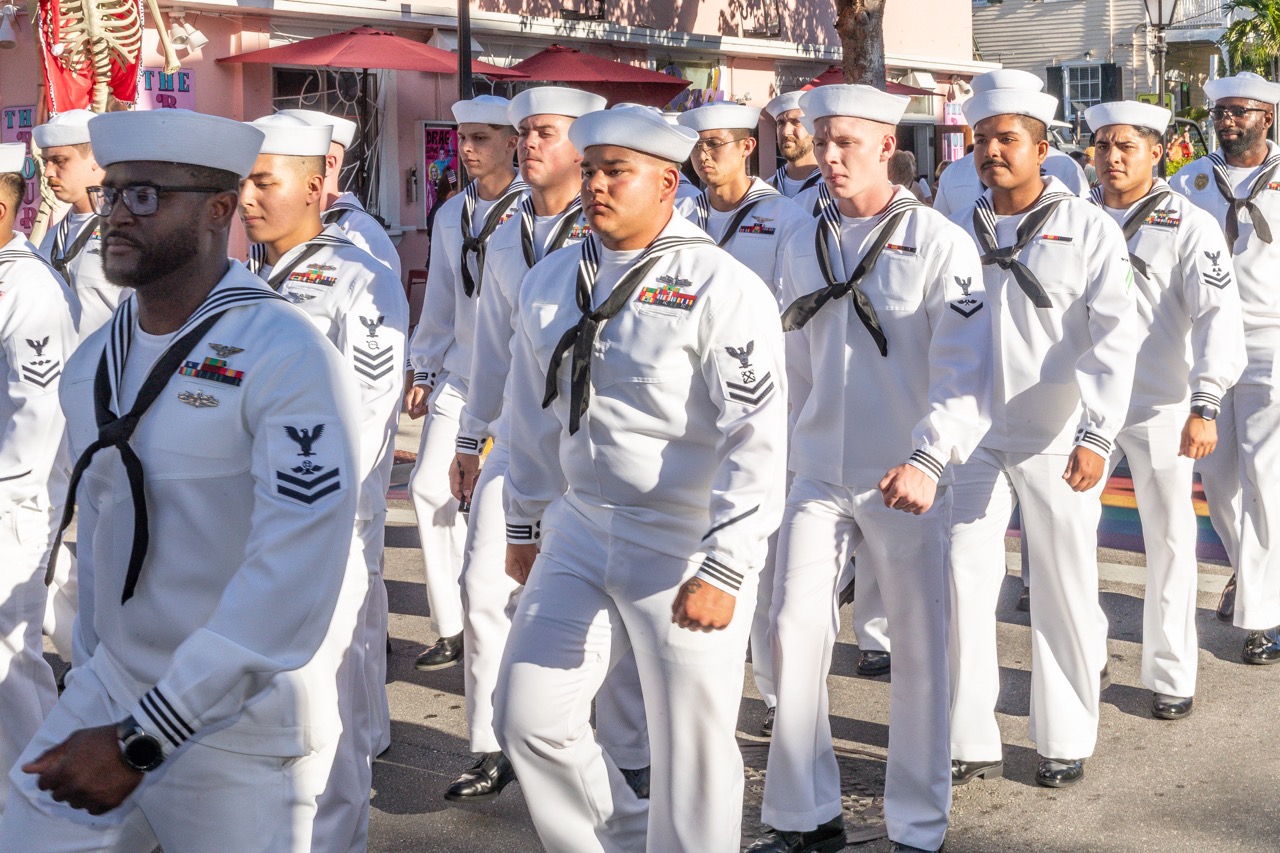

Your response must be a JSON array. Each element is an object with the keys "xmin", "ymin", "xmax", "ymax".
[
  {"xmin": 276, "ymin": 109, "xmax": 358, "ymax": 149},
  {"xmin": 249, "ymin": 114, "xmax": 333, "ymax": 157},
  {"xmin": 570, "ymin": 103, "xmax": 698, "ymax": 164},
  {"xmin": 970, "ymin": 69, "xmax": 1045, "ymax": 95},
  {"xmin": 509, "ymin": 87, "xmax": 607, "ymax": 126},
  {"xmin": 453, "ymin": 95, "xmax": 513, "ymax": 127},
  {"xmin": 0, "ymin": 143, "xmax": 26, "ymax": 174},
  {"xmin": 1084, "ymin": 100, "xmax": 1171, "ymax": 135},
  {"xmin": 962, "ymin": 89, "xmax": 1058, "ymax": 128},
  {"xmin": 764, "ymin": 91, "xmax": 805, "ymax": 119},
  {"xmin": 32, "ymin": 109, "xmax": 96, "ymax": 149},
  {"xmin": 1204, "ymin": 71, "xmax": 1280, "ymax": 105},
  {"xmin": 88, "ymin": 110, "xmax": 265, "ymax": 178},
  {"xmin": 677, "ymin": 102, "xmax": 761, "ymax": 132},
  {"xmin": 798, "ymin": 84, "xmax": 909, "ymax": 133}
]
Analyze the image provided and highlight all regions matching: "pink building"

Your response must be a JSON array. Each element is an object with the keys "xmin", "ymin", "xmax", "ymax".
[{"xmin": 0, "ymin": 0, "xmax": 995, "ymax": 276}]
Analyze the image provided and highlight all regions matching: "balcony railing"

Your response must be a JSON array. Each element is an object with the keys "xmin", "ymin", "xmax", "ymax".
[{"xmin": 1169, "ymin": 0, "xmax": 1228, "ymax": 30}]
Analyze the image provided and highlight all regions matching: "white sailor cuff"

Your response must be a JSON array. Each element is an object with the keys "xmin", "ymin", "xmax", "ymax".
[
  {"xmin": 506, "ymin": 517, "xmax": 541, "ymax": 545},
  {"xmin": 1073, "ymin": 427, "xmax": 1113, "ymax": 458},
  {"xmin": 412, "ymin": 370, "xmax": 437, "ymax": 386},
  {"xmin": 905, "ymin": 447, "xmax": 947, "ymax": 484},
  {"xmin": 456, "ymin": 433, "xmax": 485, "ymax": 454},
  {"xmin": 694, "ymin": 554, "xmax": 744, "ymax": 596},
  {"xmin": 130, "ymin": 686, "xmax": 197, "ymax": 758},
  {"xmin": 1190, "ymin": 389, "xmax": 1223, "ymax": 411}
]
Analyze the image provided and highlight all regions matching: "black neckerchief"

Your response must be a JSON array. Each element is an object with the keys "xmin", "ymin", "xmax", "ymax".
[
  {"xmin": 1207, "ymin": 148, "xmax": 1280, "ymax": 254},
  {"xmin": 780, "ymin": 194, "xmax": 921, "ymax": 356},
  {"xmin": 52, "ymin": 215, "xmax": 102, "ymax": 283},
  {"xmin": 46, "ymin": 285, "xmax": 284, "ymax": 603},
  {"xmin": 972, "ymin": 187, "xmax": 1074, "ymax": 308},
  {"xmin": 693, "ymin": 182, "xmax": 780, "ymax": 247},
  {"xmin": 770, "ymin": 168, "xmax": 822, "ymax": 195},
  {"xmin": 518, "ymin": 197, "xmax": 586, "ymax": 269},
  {"xmin": 460, "ymin": 177, "xmax": 529, "ymax": 297},
  {"xmin": 1089, "ymin": 183, "xmax": 1172, "ymax": 279},
  {"xmin": 542, "ymin": 231, "xmax": 713, "ymax": 435}
]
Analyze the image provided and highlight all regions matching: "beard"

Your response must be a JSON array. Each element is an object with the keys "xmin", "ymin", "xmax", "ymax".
[
  {"xmin": 102, "ymin": 225, "xmax": 201, "ymax": 290},
  {"xmin": 1218, "ymin": 122, "xmax": 1267, "ymax": 159},
  {"xmin": 780, "ymin": 137, "xmax": 813, "ymax": 163}
]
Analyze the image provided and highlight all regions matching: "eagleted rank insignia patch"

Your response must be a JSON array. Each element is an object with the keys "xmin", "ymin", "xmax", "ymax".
[
  {"xmin": 286, "ymin": 269, "xmax": 338, "ymax": 288},
  {"xmin": 637, "ymin": 275, "xmax": 697, "ymax": 311},
  {"xmin": 179, "ymin": 356, "xmax": 245, "ymax": 387},
  {"xmin": 276, "ymin": 423, "xmax": 342, "ymax": 505},
  {"xmin": 1197, "ymin": 249, "xmax": 1233, "ymax": 289},
  {"xmin": 949, "ymin": 275, "xmax": 983, "ymax": 318},
  {"xmin": 1144, "ymin": 209, "xmax": 1181, "ymax": 228}
]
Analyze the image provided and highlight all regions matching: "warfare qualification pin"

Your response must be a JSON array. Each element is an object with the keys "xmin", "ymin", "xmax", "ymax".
[{"xmin": 178, "ymin": 390, "xmax": 219, "ymax": 408}]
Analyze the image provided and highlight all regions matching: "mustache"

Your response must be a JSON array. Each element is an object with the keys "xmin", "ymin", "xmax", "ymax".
[{"xmin": 980, "ymin": 159, "xmax": 1007, "ymax": 169}]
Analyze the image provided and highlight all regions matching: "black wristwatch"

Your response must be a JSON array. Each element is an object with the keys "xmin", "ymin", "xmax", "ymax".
[
  {"xmin": 116, "ymin": 716, "xmax": 165, "ymax": 772},
  {"xmin": 1190, "ymin": 404, "xmax": 1219, "ymax": 422}
]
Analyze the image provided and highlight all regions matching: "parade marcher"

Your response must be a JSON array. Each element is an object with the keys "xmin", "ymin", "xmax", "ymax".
[
  {"xmin": 0, "ymin": 143, "xmax": 77, "ymax": 818},
  {"xmin": 406, "ymin": 96, "xmax": 527, "ymax": 671},
  {"xmin": 752, "ymin": 84, "xmax": 990, "ymax": 853},
  {"xmin": 0, "ymin": 109, "xmax": 361, "ymax": 851},
  {"xmin": 1085, "ymin": 100, "xmax": 1245, "ymax": 717},
  {"xmin": 241, "ymin": 113, "xmax": 408, "ymax": 850},
  {"xmin": 676, "ymin": 102, "xmax": 809, "ymax": 299},
  {"xmin": 445, "ymin": 86, "xmax": 656, "ymax": 803},
  {"xmin": 932, "ymin": 70, "xmax": 1089, "ymax": 218},
  {"xmin": 494, "ymin": 103, "xmax": 787, "ymax": 851},
  {"xmin": 947, "ymin": 85, "xmax": 1137, "ymax": 789},
  {"xmin": 764, "ymin": 91, "xmax": 823, "ymax": 199},
  {"xmin": 1169, "ymin": 72, "xmax": 1280, "ymax": 663},
  {"xmin": 277, "ymin": 109, "xmax": 402, "ymax": 279}
]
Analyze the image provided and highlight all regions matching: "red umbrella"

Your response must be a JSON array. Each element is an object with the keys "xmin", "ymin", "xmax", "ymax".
[
  {"xmin": 802, "ymin": 65, "xmax": 934, "ymax": 96},
  {"xmin": 218, "ymin": 26, "xmax": 526, "ymax": 78},
  {"xmin": 510, "ymin": 44, "xmax": 690, "ymax": 108}
]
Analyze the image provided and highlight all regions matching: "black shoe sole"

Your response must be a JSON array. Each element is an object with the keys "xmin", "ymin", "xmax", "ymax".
[
  {"xmin": 415, "ymin": 656, "xmax": 462, "ymax": 671},
  {"xmin": 1036, "ymin": 772, "xmax": 1083, "ymax": 789},
  {"xmin": 1152, "ymin": 706, "xmax": 1193, "ymax": 720},
  {"xmin": 1242, "ymin": 653, "xmax": 1280, "ymax": 666},
  {"xmin": 952, "ymin": 762, "xmax": 1003, "ymax": 786},
  {"xmin": 443, "ymin": 776, "xmax": 517, "ymax": 802}
]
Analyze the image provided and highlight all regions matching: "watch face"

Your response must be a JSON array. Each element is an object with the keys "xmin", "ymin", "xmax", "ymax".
[{"xmin": 124, "ymin": 734, "xmax": 164, "ymax": 771}]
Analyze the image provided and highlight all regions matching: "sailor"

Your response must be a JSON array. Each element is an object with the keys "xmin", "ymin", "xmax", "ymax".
[
  {"xmin": 657, "ymin": 110, "xmax": 703, "ymax": 203},
  {"xmin": 493, "ymin": 103, "xmax": 787, "ymax": 851},
  {"xmin": 932, "ymin": 69, "xmax": 1089, "ymax": 218},
  {"xmin": 277, "ymin": 109, "xmax": 402, "ymax": 279},
  {"xmin": 444, "ymin": 86, "xmax": 653, "ymax": 803},
  {"xmin": 675, "ymin": 102, "xmax": 808, "ymax": 301},
  {"xmin": 752, "ymin": 84, "xmax": 990, "ymax": 853},
  {"xmin": 1084, "ymin": 100, "xmax": 1245, "ymax": 717},
  {"xmin": 764, "ymin": 91, "xmax": 823, "ymax": 199},
  {"xmin": 33, "ymin": 109, "xmax": 120, "ymax": 337},
  {"xmin": 0, "ymin": 142, "xmax": 78, "ymax": 818},
  {"xmin": 0, "ymin": 109, "xmax": 360, "ymax": 851},
  {"xmin": 1169, "ymin": 71, "xmax": 1280, "ymax": 663},
  {"xmin": 405, "ymin": 96, "xmax": 527, "ymax": 672},
  {"xmin": 240, "ymin": 113, "xmax": 408, "ymax": 850},
  {"xmin": 947, "ymin": 85, "xmax": 1137, "ymax": 789}
]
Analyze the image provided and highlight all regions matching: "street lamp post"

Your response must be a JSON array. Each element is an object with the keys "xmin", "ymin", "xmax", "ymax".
[
  {"xmin": 458, "ymin": 0, "xmax": 474, "ymax": 103},
  {"xmin": 1143, "ymin": 0, "xmax": 1180, "ymax": 176}
]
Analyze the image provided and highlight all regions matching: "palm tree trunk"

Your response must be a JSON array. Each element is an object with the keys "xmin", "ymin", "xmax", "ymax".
[{"xmin": 836, "ymin": 0, "xmax": 887, "ymax": 90}]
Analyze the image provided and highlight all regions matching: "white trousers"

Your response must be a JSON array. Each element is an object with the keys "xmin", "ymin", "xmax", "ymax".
[
  {"xmin": 408, "ymin": 380, "xmax": 468, "ymax": 638},
  {"xmin": 0, "ymin": 505, "xmax": 59, "ymax": 818},
  {"xmin": 851, "ymin": 560, "xmax": 891, "ymax": 654},
  {"xmin": 0, "ymin": 662, "xmax": 321, "ymax": 853},
  {"xmin": 762, "ymin": 477, "xmax": 950, "ymax": 851},
  {"xmin": 1197, "ymin": 387, "xmax": 1243, "ymax": 575},
  {"xmin": 494, "ymin": 502, "xmax": 758, "ymax": 853},
  {"xmin": 41, "ymin": 514, "xmax": 77, "ymax": 663},
  {"xmin": 949, "ymin": 448, "xmax": 1107, "ymax": 762},
  {"xmin": 749, "ymin": 532, "xmax": 779, "ymax": 708},
  {"xmin": 1109, "ymin": 410, "xmax": 1199, "ymax": 697},
  {"xmin": 357, "ymin": 514, "xmax": 391, "ymax": 757}
]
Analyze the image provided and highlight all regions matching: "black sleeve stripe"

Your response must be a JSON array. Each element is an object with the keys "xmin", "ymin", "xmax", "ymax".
[
  {"xmin": 139, "ymin": 693, "xmax": 183, "ymax": 748},
  {"xmin": 457, "ymin": 436, "xmax": 481, "ymax": 452},
  {"xmin": 1074, "ymin": 428, "xmax": 1113, "ymax": 457},
  {"xmin": 701, "ymin": 505, "xmax": 760, "ymax": 540},
  {"xmin": 1190, "ymin": 391, "xmax": 1222, "ymax": 408},
  {"xmin": 698, "ymin": 556, "xmax": 743, "ymax": 591},
  {"xmin": 153, "ymin": 688, "xmax": 197, "ymax": 736},
  {"xmin": 908, "ymin": 450, "xmax": 945, "ymax": 480}
]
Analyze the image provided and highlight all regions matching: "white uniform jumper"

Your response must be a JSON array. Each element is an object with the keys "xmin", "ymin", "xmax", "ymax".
[
  {"xmin": 949, "ymin": 178, "xmax": 1138, "ymax": 764},
  {"xmin": 407, "ymin": 177, "xmax": 527, "ymax": 641},
  {"xmin": 769, "ymin": 167, "xmax": 822, "ymax": 200},
  {"xmin": 1171, "ymin": 145, "xmax": 1280, "ymax": 630},
  {"xmin": 263, "ymin": 225, "xmax": 409, "ymax": 852},
  {"xmin": 495, "ymin": 215, "xmax": 787, "ymax": 852},
  {"xmin": 1090, "ymin": 182, "xmax": 1245, "ymax": 698},
  {"xmin": 763, "ymin": 189, "xmax": 990, "ymax": 851},
  {"xmin": 1, "ymin": 269, "xmax": 361, "ymax": 852},
  {"xmin": 0, "ymin": 238, "xmax": 76, "ymax": 818},
  {"xmin": 933, "ymin": 148, "xmax": 1089, "ymax": 218},
  {"xmin": 324, "ymin": 192, "xmax": 402, "ymax": 280}
]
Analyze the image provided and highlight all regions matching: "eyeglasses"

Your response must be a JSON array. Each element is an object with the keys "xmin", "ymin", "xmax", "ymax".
[
  {"xmin": 87, "ymin": 185, "xmax": 228, "ymax": 217},
  {"xmin": 691, "ymin": 137, "xmax": 745, "ymax": 156},
  {"xmin": 1209, "ymin": 106, "xmax": 1272, "ymax": 122}
]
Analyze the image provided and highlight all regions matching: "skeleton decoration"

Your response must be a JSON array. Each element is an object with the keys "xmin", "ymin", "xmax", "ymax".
[{"xmin": 25, "ymin": 0, "xmax": 180, "ymax": 243}]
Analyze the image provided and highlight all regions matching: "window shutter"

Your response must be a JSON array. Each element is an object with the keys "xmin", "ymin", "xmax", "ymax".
[
  {"xmin": 1101, "ymin": 63, "xmax": 1122, "ymax": 102},
  {"xmin": 1045, "ymin": 66, "xmax": 1066, "ymax": 121}
]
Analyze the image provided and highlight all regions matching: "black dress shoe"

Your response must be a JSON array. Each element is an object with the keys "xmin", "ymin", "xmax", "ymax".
[
  {"xmin": 760, "ymin": 705, "xmax": 776, "ymax": 737},
  {"xmin": 620, "ymin": 765, "xmax": 650, "ymax": 799},
  {"xmin": 1035, "ymin": 758, "xmax": 1084, "ymax": 788},
  {"xmin": 838, "ymin": 575, "xmax": 856, "ymax": 608},
  {"xmin": 890, "ymin": 844, "xmax": 938, "ymax": 853},
  {"xmin": 856, "ymin": 650, "xmax": 891, "ymax": 677},
  {"xmin": 951, "ymin": 759, "xmax": 1002, "ymax": 785},
  {"xmin": 746, "ymin": 815, "xmax": 845, "ymax": 853},
  {"xmin": 443, "ymin": 752, "xmax": 516, "ymax": 801},
  {"xmin": 415, "ymin": 633, "xmax": 463, "ymax": 670},
  {"xmin": 1217, "ymin": 573, "xmax": 1236, "ymax": 622},
  {"xmin": 1016, "ymin": 586, "xmax": 1031, "ymax": 612},
  {"xmin": 1152, "ymin": 693, "xmax": 1193, "ymax": 720},
  {"xmin": 1242, "ymin": 627, "xmax": 1280, "ymax": 665}
]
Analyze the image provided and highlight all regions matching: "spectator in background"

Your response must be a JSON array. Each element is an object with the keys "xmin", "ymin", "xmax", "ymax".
[
  {"xmin": 889, "ymin": 149, "xmax": 928, "ymax": 203},
  {"xmin": 934, "ymin": 159, "xmax": 952, "ymax": 198}
]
